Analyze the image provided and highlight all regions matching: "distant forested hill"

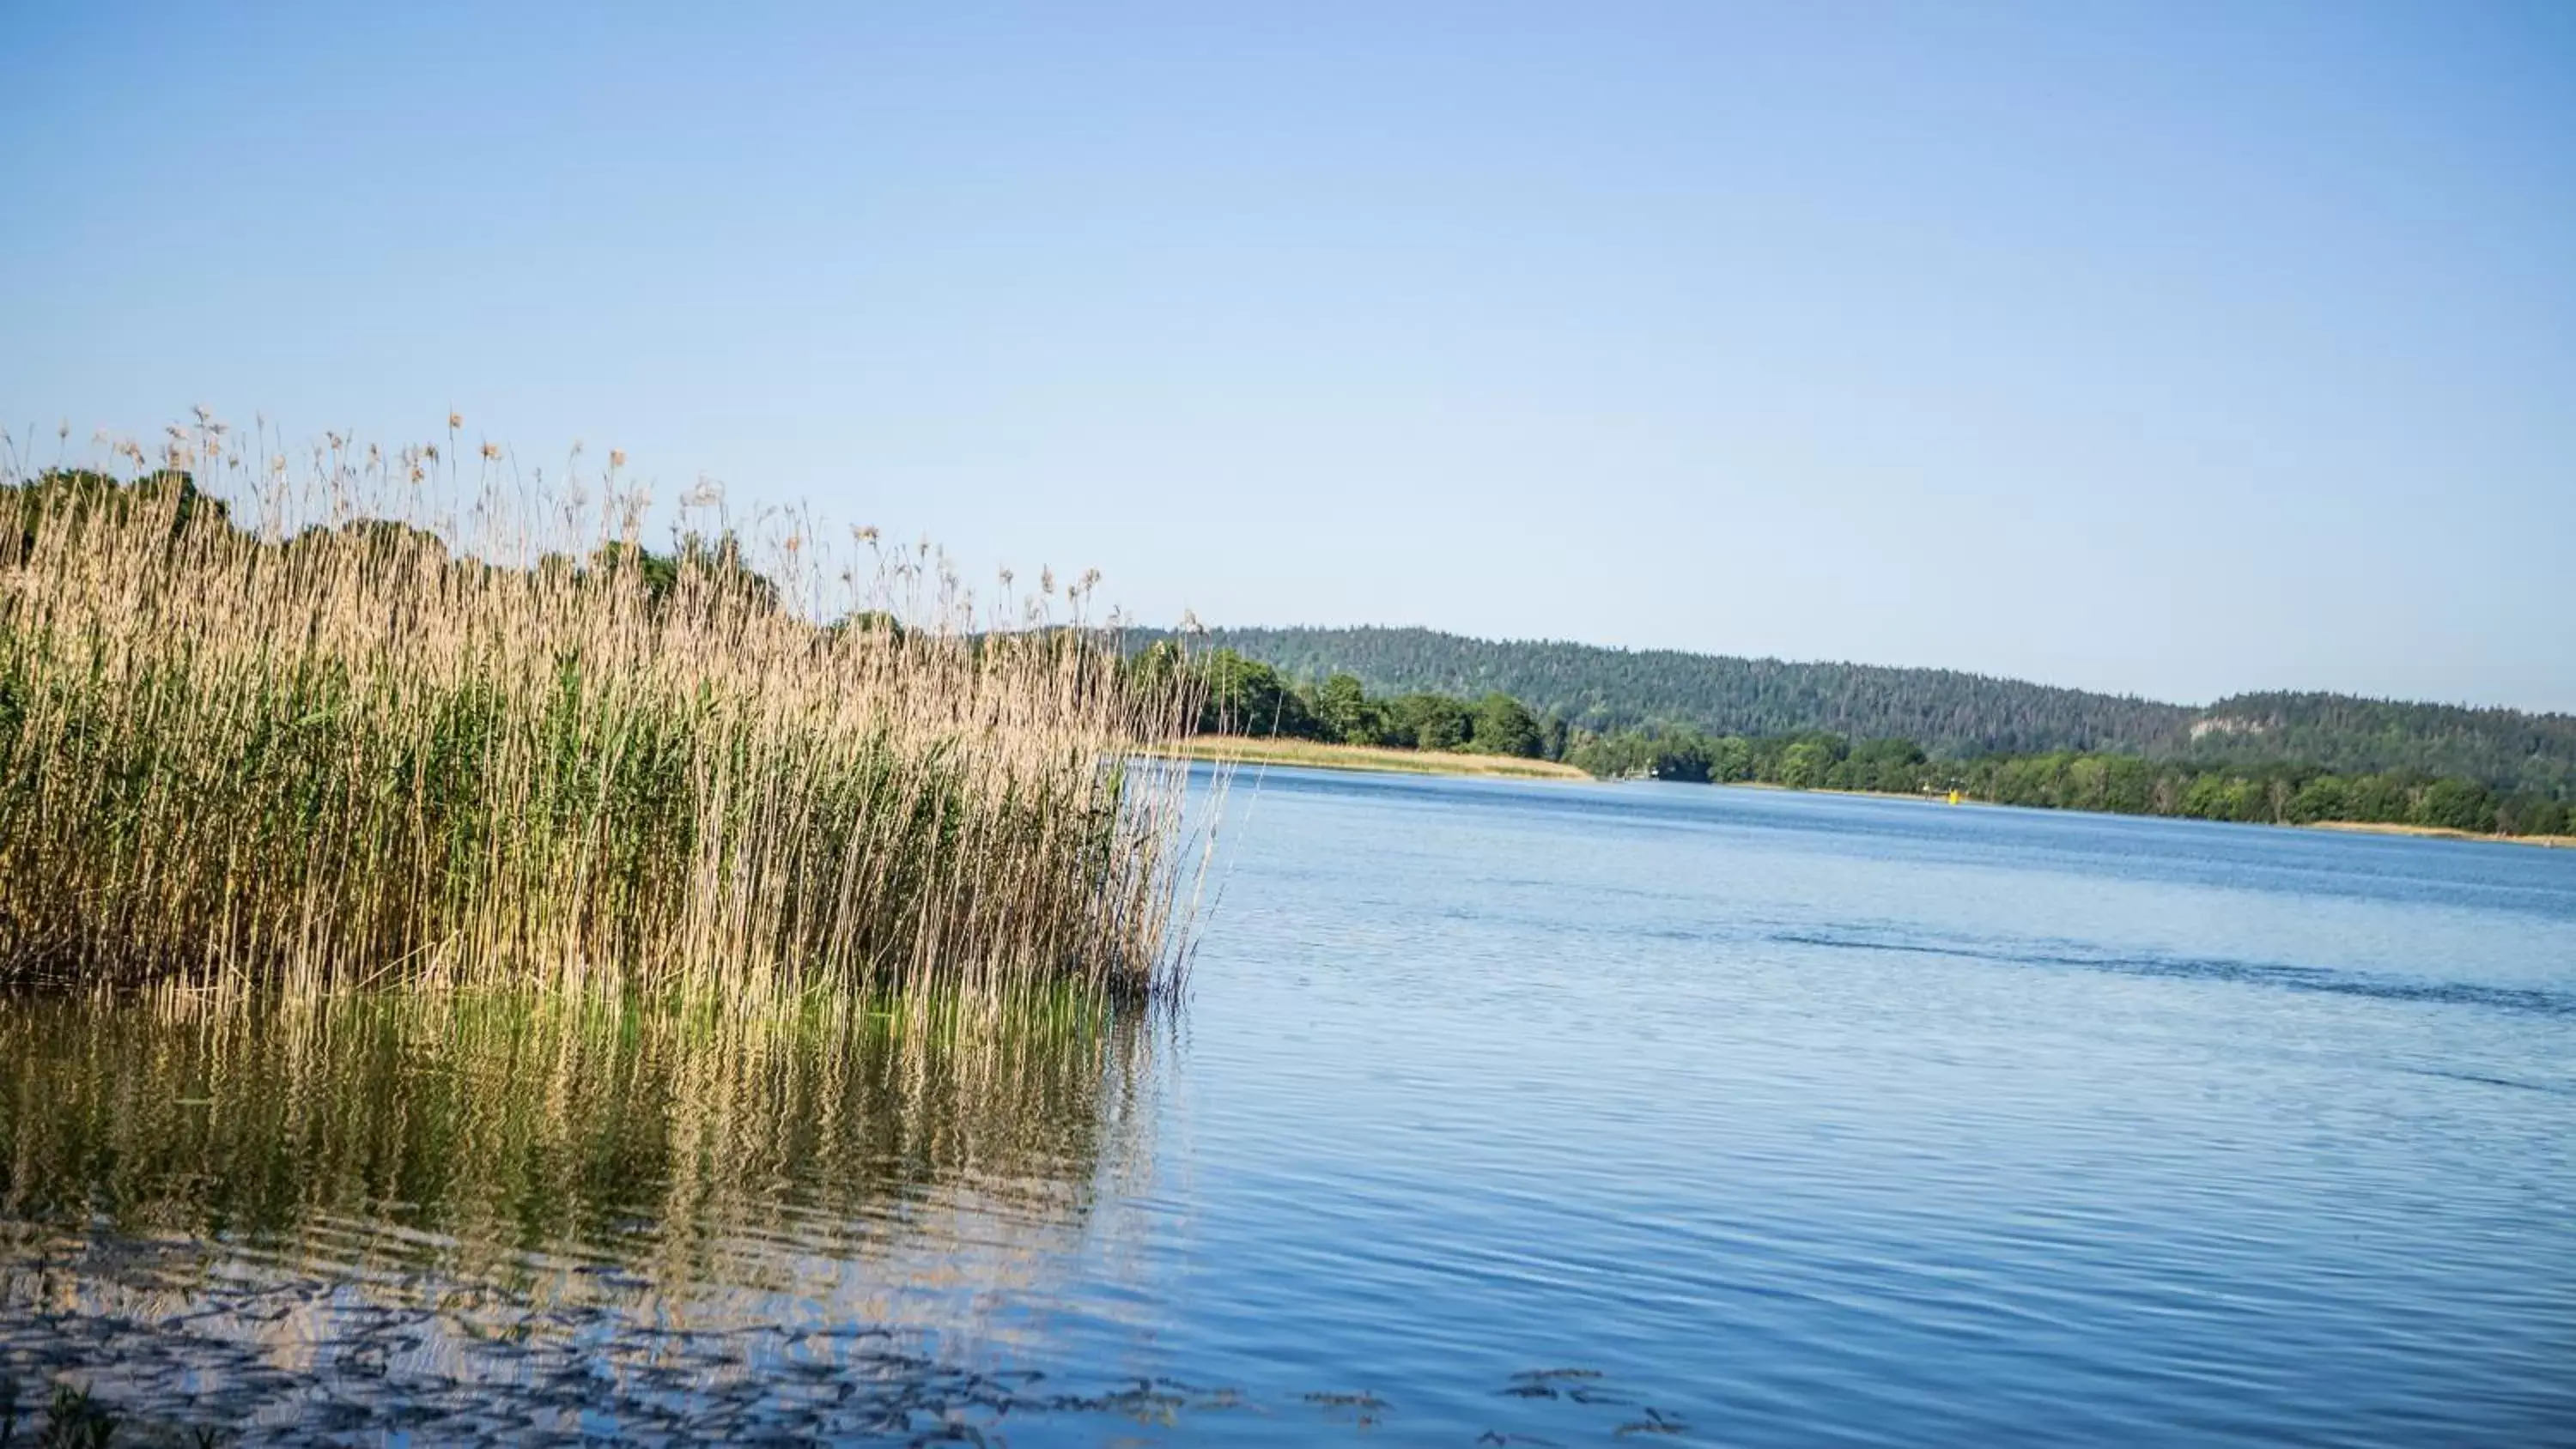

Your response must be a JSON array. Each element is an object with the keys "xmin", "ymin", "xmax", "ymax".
[
  {"xmin": 1147, "ymin": 626, "xmax": 2576, "ymax": 791},
  {"xmin": 2180, "ymin": 693, "xmax": 2576, "ymax": 797},
  {"xmin": 1162, "ymin": 626, "xmax": 2189, "ymax": 755}
]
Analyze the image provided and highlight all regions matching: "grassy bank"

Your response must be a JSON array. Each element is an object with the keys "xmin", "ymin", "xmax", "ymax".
[
  {"xmin": 1165, "ymin": 734, "xmax": 1587, "ymax": 779},
  {"xmin": 0, "ymin": 422, "xmax": 1206, "ymax": 997},
  {"xmin": 2304, "ymin": 819, "xmax": 2574, "ymax": 848},
  {"xmin": 1710, "ymin": 787, "xmax": 2576, "ymax": 844}
]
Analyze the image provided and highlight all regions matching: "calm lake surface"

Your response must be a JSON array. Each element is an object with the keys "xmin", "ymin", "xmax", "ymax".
[{"xmin": 5, "ymin": 769, "xmax": 2573, "ymax": 1444}]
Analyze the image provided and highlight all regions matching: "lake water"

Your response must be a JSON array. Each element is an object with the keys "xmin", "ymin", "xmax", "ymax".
[{"xmin": 4, "ymin": 769, "xmax": 2573, "ymax": 1445}]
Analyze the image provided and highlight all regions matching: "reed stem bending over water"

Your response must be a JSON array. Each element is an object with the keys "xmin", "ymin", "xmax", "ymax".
[{"xmin": 0, "ymin": 421, "xmax": 1206, "ymax": 997}]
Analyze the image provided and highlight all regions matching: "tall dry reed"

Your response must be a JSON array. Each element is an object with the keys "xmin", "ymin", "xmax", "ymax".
[{"xmin": 0, "ymin": 418, "xmax": 1210, "ymax": 997}]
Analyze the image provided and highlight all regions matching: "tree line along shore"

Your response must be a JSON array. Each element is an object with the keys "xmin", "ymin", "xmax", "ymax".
[
  {"xmin": 1167, "ymin": 625, "xmax": 2576, "ymax": 801},
  {"xmin": 1174, "ymin": 648, "xmax": 2576, "ymax": 842}
]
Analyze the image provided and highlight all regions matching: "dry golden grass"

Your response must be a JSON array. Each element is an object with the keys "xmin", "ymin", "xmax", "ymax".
[
  {"xmin": 2304, "ymin": 820, "xmax": 2575, "ymax": 849},
  {"xmin": 1164, "ymin": 734, "xmax": 1589, "ymax": 780},
  {"xmin": 0, "ymin": 418, "xmax": 1212, "ymax": 997}
]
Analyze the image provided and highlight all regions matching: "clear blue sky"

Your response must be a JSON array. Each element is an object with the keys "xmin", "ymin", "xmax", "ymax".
[{"xmin": 5, "ymin": 2, "xmax": 2571, "ymax": 710}]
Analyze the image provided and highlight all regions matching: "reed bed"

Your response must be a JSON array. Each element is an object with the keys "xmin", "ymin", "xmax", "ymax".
[{"xmin": 0, "ymin": 419, "xmax": 1209, "ymax": 997}]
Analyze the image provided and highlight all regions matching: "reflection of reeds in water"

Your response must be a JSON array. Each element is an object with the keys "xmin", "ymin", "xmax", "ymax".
[
  {"xmin": 0, "ymin": 419, "xmax": 1217, "ymax": 996},
  {"xmin": 0, "ymin": 1003, "xmax": 1677, "ymax": 1444},
  {"xmin": 0, "ymin": 990, "xmax": 1156, "ymax": 1283},
  {"xmin": 0, "ymin": 990, "xmax": 1169, "ymax": 1434}
]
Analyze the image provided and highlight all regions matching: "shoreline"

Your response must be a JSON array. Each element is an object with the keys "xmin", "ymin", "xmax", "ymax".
[
  {"xmin": 1165, "ymin": 738, "xmax": 2572, "ymax": 847},
  {"xmin": 1722, "ymin": 785, "xmax": 2574, "ymax": 848},
  {"xmin": 2301, "ymin": 818, "xmax": 2573, "ymax": 849},
  {"xmin": 1708, "ymin": 782, "xmax": 2574, "ymax": 848},
  {"xmin": 1159, "ymin": 736, "xmax": 1588, "ymax": 780}
]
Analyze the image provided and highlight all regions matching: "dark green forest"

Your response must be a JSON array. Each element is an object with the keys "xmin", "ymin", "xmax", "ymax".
[
  {"xmin": 1561, "ymin": 724, "xmax": 2571, "ymax": 839},
  {"xmin": 1157, "ymin": 646, "xmax": 2574, "ymax": 840},
  {"xmin": 2171, "ymin": 691, "xmax": 2576, "ymax": 796},
  {"xmin": 1145, "ymin": 626, "xmax": 2576, "ymax": 797},
  {"xmin": 1153, "ymin": 646, "xmax": 1559, "ymax": 759},
  {"xmin": 1159, "ymin": 626, "xmax": 2189, "ymax": 753}
]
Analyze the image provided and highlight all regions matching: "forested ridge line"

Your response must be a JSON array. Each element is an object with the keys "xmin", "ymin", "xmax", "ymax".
[
  {"xmin": 1146, "ymin": 646, "xmax": 2573, "ymax": 840},
  {"xmin": 1137, "ymin": 625, "xmax": 2576, "ymax": 795}
]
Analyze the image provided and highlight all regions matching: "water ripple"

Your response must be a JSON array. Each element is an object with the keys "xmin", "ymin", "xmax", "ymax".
[{"xmin": 1771, "ymin": 928, "xmax": 2576, "ymax": 1017}]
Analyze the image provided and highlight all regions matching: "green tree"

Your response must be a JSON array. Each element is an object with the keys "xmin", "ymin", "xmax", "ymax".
[
  {"xmin": 2179, "ymin": 773, "xmax": 2266, "ymax": 822},
  {"xmin": 1197, "ymin": 650, "xmax": 1319, "ymax": 738},
  {"xmin": 2285, "ymin": 774, "xmax": 2350, "ymax": 824},
  {"xmin": 1388, "ymin": 692, "xmax": 1472, "ymax": 751},
  {"xmin": 2099, "ymin": 755, "xmax": 2155, "ymax": 813},
  {"xmin": 1649, "ymin": 731, "xmax": 1714, "ymax": 782},
  {"xmin": 1166, "ymin": 626, "xmax": 2576, "ymax": 798},
  {"xmin": 2412, "ymin": 777, "xmax": 2494, "ymax": 833},
  {"xmin": 4, "ymin": 467, "xmax": 230, "ymax": 555},
  {"xmin": 2501, "ymin": 796, "xmax": 2567, "ymax": 836},
  {"xmin": 2348, "ymin": 773, "xmax": 2411, "ymax": 822},
  {"xmin": 1314, "ymin": 673, "xmax": 1370, "ymax": 743},
  {"xmin": 1842, "ymin": 737, "xmax": 1926, "ymax": 793},
  {"xmin": 1777, "ymin": 739, "xmax": 1836, "ymax": 790},
  {"xmin": 1470, "ymin": 692, "xmax": 1543, "ymax": 757},
  {"xmin": 1707, "ymin": 736, "xmax": 1754, "ymax": 783}
]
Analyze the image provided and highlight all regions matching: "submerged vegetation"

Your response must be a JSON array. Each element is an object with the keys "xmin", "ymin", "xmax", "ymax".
[{"xmin": 0, "ymin": 419, "xmax": 1208, "ymax": 997}]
